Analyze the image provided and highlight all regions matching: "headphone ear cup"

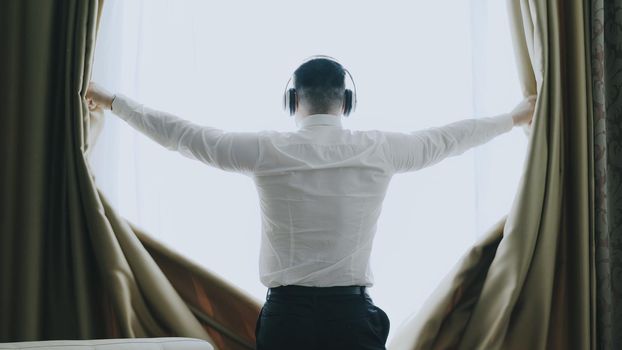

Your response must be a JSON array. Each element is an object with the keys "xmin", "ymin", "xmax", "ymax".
[
  {"xmin": 343, "ymin": 89, "xmax": 353, "ymax": 116},
  {"xmin": 288, "ymin": 89, "xmax": 297, "ymax": 116}
]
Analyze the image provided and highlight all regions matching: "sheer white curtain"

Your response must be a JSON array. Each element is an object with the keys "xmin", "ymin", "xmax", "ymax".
[{"xmin": 90, "ymin": 0, "xmax": 525, "ymax": 342}]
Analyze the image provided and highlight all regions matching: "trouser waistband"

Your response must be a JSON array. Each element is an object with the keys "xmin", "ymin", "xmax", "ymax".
[{"xmin": 267, "ymin": 285, "xmax": 367, "ymax": 297}]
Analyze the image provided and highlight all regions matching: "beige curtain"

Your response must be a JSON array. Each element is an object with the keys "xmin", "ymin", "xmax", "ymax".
[
  {"xmin": 0, "ymin": 1, "xmax": 260, "ymax": 349},
  {"xmin": 388, "ymin": 0, "xmax": 596, "ymax": 349}
]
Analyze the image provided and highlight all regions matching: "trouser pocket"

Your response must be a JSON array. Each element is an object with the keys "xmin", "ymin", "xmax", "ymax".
[{"xmin": 371, "ymin": 304, "xmax": 391, "ymax": 344}]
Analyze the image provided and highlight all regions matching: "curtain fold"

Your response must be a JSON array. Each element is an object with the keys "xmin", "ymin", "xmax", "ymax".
[
  {"xmin": 89, "ymin": 183, "xmax": 265, "ymax": 349},
  {"xmin": 388, "ymin": 0, "xmax": 595, "ymax": 349},
  {"xmin": 128, "ymin": 219, "xmax": 261, "ymax": 350},
  {"xmin": 1, "ymin": 1, "xmax": 261, "ymax": 348}
]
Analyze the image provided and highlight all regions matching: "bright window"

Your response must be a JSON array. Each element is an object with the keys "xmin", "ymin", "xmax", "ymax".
[{"xmin": 91, "ymin": 0, "xmax": 525, "ymax": 342}]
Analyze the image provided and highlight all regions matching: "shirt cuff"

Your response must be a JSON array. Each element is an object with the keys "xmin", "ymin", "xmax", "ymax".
[
  {"xmin": 496, "ymin": 113, "xmax": 515, "ymax": 132},
  {"xmin": 111, "ymin": 93, "xmax": 139, "ymax": 121}
]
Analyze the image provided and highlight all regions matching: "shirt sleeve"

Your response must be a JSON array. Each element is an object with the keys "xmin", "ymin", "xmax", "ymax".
[
  {"xmin": 111, "ymin": 94, "xmax": 261, "ymax": 175},
  {"xmin": 383, "ymin": 113, "xmax": 515, "ymax": 173}
]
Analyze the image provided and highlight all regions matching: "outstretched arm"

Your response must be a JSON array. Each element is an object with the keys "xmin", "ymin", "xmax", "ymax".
[
  {"xmin": 384, "ymin": 96, "xmax": 536, "ymax": 173},
  {"xmin": 86, "ymin": 82, "xmax": 261, "ymax": 174}
]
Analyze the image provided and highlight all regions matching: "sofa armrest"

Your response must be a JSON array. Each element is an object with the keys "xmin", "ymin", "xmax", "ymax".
[{"xmin": 0, "ymin": 337, "xmax": 213, "ymax": 350}]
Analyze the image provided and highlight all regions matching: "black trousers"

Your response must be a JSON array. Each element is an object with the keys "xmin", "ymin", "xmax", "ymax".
[{"xmin": 255, "ymin": 289, "xmax": 390, "ymax": 350}]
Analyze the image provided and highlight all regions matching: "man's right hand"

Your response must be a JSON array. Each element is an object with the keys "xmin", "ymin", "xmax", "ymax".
[
  {"xmin": 510, "ymin": 95, "xmax": 537, "ymax": 126},
  {"xmin": 86, "ymin": 82, "xmax": 115, "ymax": 111}
]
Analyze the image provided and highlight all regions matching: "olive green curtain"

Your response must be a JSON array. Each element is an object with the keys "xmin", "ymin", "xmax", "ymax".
[
  {"xmin": 0, "ymin": 0, "xmax": 106, "ymax": 340},
  {"xmin": 387, "ymin": 0, "xmax": 596, "ymax": 349},
  {"xmin": 0, "ymin": 1, "xmax": 260, "ymax": 349}
]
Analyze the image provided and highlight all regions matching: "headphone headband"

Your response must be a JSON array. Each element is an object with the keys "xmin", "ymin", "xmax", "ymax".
[{"xmin": 283, "ymin": 55, "xmax": 357, "ymax": 117}]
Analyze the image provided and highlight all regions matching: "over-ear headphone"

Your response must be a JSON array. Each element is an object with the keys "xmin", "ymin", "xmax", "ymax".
[{"xmin": 283, "ymin": 55, "xmax": 358, "ymax": 117}]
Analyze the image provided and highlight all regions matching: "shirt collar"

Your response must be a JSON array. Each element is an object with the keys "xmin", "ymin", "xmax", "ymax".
[{"xmin": 295, "ymin": 114, "xmax": 343, "ymax": 129}]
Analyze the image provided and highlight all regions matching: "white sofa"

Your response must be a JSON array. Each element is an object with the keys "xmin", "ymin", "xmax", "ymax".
[{"xmin": 0, "ymin": 338, "xmax": 213, "ymax": 350}]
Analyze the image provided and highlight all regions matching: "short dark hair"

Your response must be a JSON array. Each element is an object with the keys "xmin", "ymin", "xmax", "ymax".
[{"xmin": 294, "ymin": 58, "xmax": 346, "ymax": 113}]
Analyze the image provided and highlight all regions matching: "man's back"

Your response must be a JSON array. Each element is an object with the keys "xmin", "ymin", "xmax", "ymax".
[{"xmin": 253, "ymin": 115, "xmax": 394, "ymax": 288}]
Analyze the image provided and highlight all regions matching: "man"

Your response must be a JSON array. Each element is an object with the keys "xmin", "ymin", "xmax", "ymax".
[{"xmin": 87, "ymin": 56, "xmax": 535, "ymax": 350}]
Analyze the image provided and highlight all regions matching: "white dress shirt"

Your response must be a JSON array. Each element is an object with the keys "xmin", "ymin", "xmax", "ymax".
[{"xmin": 111, "ymin": 94, "xmax": 514, "ymax": 288}]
